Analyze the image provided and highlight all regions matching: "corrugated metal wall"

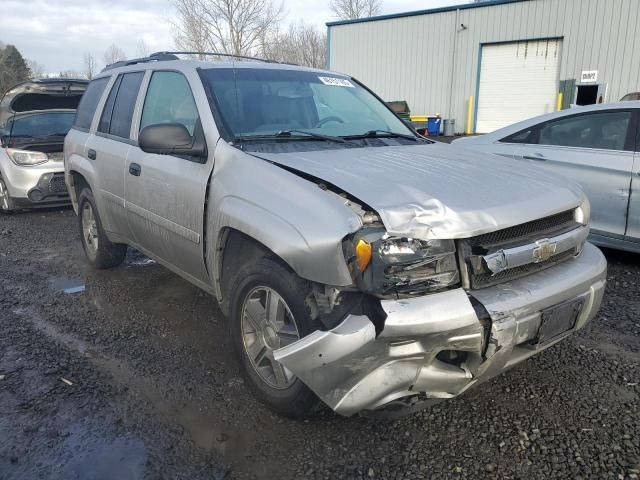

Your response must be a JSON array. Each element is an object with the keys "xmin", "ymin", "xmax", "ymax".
[{"xmin": 328, "ymin": 0, "xmax": 640, "ymax": 133}]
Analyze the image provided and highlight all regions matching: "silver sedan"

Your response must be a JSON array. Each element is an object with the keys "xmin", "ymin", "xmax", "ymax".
[{"xmin": 453, "ymin": 102, "xmax": 640, "ymax": 253}]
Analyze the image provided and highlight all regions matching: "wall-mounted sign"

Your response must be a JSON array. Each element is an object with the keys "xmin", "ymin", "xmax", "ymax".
[{"xmin": 581, "ymin": 70, "xmax": 598, "ymax": 83}]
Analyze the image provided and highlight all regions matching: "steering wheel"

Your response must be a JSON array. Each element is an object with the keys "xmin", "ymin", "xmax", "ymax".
[{"xmin": 315, "ymin": 116, "xmax": 344, "ymax": 128}]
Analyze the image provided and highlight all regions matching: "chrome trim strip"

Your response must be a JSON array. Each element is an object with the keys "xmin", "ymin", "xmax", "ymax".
[{"xmin": 482, "ymin": 226, "xmax": 588, "ymax": 275}]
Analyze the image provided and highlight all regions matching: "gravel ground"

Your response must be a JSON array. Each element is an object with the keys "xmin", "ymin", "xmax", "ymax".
[{"xmin": 0, "ymin": 208, "xmax": 638, "ymax": 480}]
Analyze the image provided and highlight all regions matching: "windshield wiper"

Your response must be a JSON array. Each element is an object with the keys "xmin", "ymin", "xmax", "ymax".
[
  {"xmin": 349, "ymin": 130, "xmax": 419, "ymax": 141},
  {"xmin": 276, "ymin": 129, "xmax": 348, "ymax": 144},
  {"xmin": 236, "ymin": 129, "xmax": 348, "ymax": 144}
]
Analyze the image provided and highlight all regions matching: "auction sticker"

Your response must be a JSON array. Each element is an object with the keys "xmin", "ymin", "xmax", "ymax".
[{"xmin": 318, "ymin": 76, "xmax": 355, "ymax": 87}]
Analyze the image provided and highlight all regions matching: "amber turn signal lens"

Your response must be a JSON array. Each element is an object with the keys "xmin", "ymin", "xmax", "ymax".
[{"xmin": 355, "ymin": 239, "xmax": 372, "ymax": 272}]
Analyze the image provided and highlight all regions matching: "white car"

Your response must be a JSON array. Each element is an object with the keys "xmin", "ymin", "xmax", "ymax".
[
  {"xmin": 453, "ymin": 102, "xmax": 640, "ymax": 253},
  {"xmin": 0, "ymin": 78, "xmax": 88, "ymax": 212}
]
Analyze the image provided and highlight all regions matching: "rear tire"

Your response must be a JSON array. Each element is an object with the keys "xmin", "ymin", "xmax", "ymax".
[
  {"xmin": 229, "ymin": 257, "xmax": 320, "ymax": 417},
  {"xmin": 0, "ymin": 176, "xmax": 15, "ymax": 213},
  {"xmin": 77, "ymin": 188, "xmax": 127, "ymax": 269}
]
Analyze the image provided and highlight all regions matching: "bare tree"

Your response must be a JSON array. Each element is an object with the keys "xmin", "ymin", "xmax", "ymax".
[
  {"xmin": 83, "ymin": 52, "xmax": 97, "ymax": 79},
  {"xmin": 330, "ymin": 0, "xmax": 381, "ymax": 19},
  {"xmin": 172, "ymin": 0, "xmax": 214, "ymax": 58},
  {"xmin": 103, "ymin": 44, "xmax": 126, "ymax": 66},
  {"xmin": 262, "ymin": 21, "xmax": 326, "ymax": 68},
  {"xmin": 136, "ymin": 40, "xmax": 150, "ymax": 57},
  {"xmin": 26, "ymin": 59, "xmax": 46, "ymax": 79},
  {"xmin": 58, "ymin": 70, "xmax": 83, "ymax": 78},
  {"xmin": 172, "ymin": 0, "xmax": 284, "ymax": 56}
]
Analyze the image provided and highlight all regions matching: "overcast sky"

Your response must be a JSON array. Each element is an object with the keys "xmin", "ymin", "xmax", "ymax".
[{"xmin": 1, "ymin": 0, "xmax": 468, "ymax": 74}]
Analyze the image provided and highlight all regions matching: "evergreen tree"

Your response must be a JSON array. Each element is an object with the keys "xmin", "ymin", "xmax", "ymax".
[{"xmin": 0, "ymin": 44, "xmax": 31, "ymax": 94}]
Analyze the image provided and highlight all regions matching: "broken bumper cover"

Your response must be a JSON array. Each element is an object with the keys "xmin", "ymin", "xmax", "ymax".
[{"xmin": 274, "ymin": 243, "xmax": 606, "ymax": 416}]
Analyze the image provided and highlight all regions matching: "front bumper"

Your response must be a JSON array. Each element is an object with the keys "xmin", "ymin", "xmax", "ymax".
[
  {"xmin": 1, "ymin": 155, "xmax": 69, "ymax": 207},
  {"xmin": 274, "ymin": 243, "xmax": 607, "ymax": 416}
]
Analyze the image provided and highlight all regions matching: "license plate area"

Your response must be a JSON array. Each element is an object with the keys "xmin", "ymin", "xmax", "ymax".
[{"xmin": 537, "ymin": 297, "xmax": 585, "ymax": 344}]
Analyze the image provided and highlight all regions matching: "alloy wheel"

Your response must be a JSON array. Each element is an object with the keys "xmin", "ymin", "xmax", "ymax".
[
  {"xmin": 241, "ymin": 286, "xmax": 300, "ymax": 389},
  {"xmin": 81, "ymin": 202, "xmax": 99, "ymax": 255},
  {"xmin": 0, "ymin": 178, "xmax": 9, "ymax": 211}
]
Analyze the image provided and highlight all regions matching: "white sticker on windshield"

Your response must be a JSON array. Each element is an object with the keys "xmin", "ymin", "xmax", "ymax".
[{"xmin": 318, "ymin": 76, "xmax": 355, "ymax": 87}]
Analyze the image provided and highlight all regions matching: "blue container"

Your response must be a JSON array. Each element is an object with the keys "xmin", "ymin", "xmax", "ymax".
[{"xmin": 427, "ymin": 117, "xmax": 441, "ymax": 136}]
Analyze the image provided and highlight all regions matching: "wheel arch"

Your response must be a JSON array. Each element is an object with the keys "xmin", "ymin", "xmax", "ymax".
[
  {"xmin": 215, "ymin": 227, "xmax": 298, "ymax": 317},
  {"xmin": 67, "ymin": 169, "xmax": 92, "ymax": 214}
]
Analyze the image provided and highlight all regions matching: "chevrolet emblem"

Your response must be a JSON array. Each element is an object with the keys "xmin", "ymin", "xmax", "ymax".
[{"xmin": 532, "ymin": 239, "xmax": 557, "ymax": 262}]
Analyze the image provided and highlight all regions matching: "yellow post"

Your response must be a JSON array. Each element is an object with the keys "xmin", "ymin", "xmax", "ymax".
[
  {"xmin": 556, "ymin": 92, "xmax": 563, "ymax": 111},
  {"xmin": 466, "ymin": 96, "xmax": 474, "ymax": 135}
]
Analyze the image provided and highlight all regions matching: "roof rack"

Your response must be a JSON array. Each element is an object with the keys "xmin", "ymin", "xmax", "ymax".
[
  {"xmin": 101, "ymin": 50, "xmax": 283, "ymax": 73},
  {"xmin": 101, "ymin": 52, "xmax": 180, "ymax": 72},
  {"xmin": 151, "ymin": 51, "xmax": 280, "ymax": 64}
]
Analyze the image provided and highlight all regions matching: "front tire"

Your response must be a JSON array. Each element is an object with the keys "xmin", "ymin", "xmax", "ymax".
[
  {"xmin": 77, "ymin": 188, "xmax": 127, "ymax": 269},
  {"xmin": 0, "ymin": 176, "xmax": 15, "ymax": 213},
  {"xmin": 229, "ymin": 257, "xmax": 320, "ymax": 417}
]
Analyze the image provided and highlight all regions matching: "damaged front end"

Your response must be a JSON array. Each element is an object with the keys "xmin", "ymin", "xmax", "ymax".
[
  {"xmin": 343, "ymin": 226, "xmax": 461, "ymax": 297},
  {"xmin": 273, "ymin": 203, "xmax": 607, "ymax": 417}
]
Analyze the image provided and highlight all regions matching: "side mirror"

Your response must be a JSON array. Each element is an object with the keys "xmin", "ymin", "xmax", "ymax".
[{"xmin": 138, "ymin": 123, "xmax": 206, "ymax": 157}]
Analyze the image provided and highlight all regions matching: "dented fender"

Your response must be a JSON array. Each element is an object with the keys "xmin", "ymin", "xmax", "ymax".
[{"xmin": 206, "ymin": 141, "xmax": 364, "ymax": 297}]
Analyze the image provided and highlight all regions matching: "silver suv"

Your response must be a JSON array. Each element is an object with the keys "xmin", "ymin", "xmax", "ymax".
[{"xmin": 64, "ymin": 53, "xmax": 606, "ymax": 418}]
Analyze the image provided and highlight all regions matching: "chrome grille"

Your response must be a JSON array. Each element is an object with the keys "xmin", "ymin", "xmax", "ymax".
[
  {"xmin": 459, "ymin": 209, "xmax": 581, "ymax": 290},
  {"xmin": 468, "ymin": 210, "xmax": 577, "ymax": 249},
  {"xmin": 48, "ymin": 174, "xmax": 67, "ymax": 194}
]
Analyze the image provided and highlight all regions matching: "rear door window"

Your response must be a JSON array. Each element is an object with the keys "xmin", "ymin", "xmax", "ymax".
[
  {"xmin": 537, "ymin": 111, "xmax": 632, "ymax": 151},
  {"xmin": 98, "ymin": 72, "xmax": 144, "ymax": 139},
  {"xmin": 98, "ymin": 76, "xmax": 121, "ymax": 134},
  {"xmin": 140, "ymin": 71, "xmax": 199, "ymax": 135},
  {"xmin": 74, "ymin": 77, "xmax": 109, "ymax": 130}
]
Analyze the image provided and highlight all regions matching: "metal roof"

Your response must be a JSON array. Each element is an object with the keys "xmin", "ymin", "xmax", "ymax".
[{"xmin": 326, "ymin": 0, "xmax": 530, "ymax": 27}]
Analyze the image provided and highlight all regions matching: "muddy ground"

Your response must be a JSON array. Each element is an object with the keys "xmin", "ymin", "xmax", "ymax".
[{"xmin": 0, "ymin": 208, "xmax": 638, "ymax": 479}]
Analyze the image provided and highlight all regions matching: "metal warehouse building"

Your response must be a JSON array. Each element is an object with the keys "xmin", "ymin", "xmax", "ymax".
[{"xmin": 326, "ymin": 0, "xmax": 640, "ymax": 134}]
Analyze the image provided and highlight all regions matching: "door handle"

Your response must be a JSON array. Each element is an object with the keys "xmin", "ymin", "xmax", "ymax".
[
  {"xmin": 129, "ymin": 163, "xmax": 142, "ymax": 176},
  {"xmin": 87, "ymin": 149, "xmax": 96, "ymax": 160},
  {"xmin": 523, "ymin": 153, "xmax": 546, "ymax": 161}
]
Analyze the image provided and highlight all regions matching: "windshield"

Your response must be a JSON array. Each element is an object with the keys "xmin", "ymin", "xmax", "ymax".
[
  {"xmin": 200, "ymin": 68, "xmax": 413, "ymax": 139},
  {"xmin": 2, "ymin": 112, "xmax": 76, "ymax": 138}
]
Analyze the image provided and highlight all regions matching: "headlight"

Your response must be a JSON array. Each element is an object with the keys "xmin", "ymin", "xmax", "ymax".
[
  {"xmin": 574, "ymin": 198, "xmax": 590, "ymax": 226},
  {"xmin": 378, "ymin": 237, "xmax": 460, "ymax": 294},
  {"xmin": 345, "ymin": 231, "xmax": 461, "ymax": 296},
  {"xmin": 7, "ymin": 148, "xmax": 49, "ymax": 166}
]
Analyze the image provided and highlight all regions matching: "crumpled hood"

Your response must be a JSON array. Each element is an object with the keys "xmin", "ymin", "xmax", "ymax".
[{"xmin": 252, "ymin": 142, "xmax": 585, "ymax": 239}]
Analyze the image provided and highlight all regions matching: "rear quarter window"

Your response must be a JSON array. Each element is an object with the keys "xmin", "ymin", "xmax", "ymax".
[{"xmin": 74, "ymin": 77, "xmax": 110, "ymax": 130}]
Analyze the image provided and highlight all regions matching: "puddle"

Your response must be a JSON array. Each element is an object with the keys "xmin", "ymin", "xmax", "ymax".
[
  {"xmin": 127, "ymin": 257, "xmax": 156, "ymax": 267},
  {"xmin": 63, "ymin": 285, "xmax": 86, "ymax": 294},
  {"xmin": 49, "ymin": 277, "xmax": 86, "ymax": 294},
  {"xmin": 61, "ymin": 426, "xmax": 147, "ymax": 480},
  {"xmin": 126, "ymin": 250, "xmax": 156, "ymax": 267}
]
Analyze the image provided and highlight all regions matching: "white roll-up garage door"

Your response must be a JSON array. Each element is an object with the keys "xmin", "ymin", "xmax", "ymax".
[{"xmin": 476, "ymin": 39, "xmax": 562, "ymax": 133}]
